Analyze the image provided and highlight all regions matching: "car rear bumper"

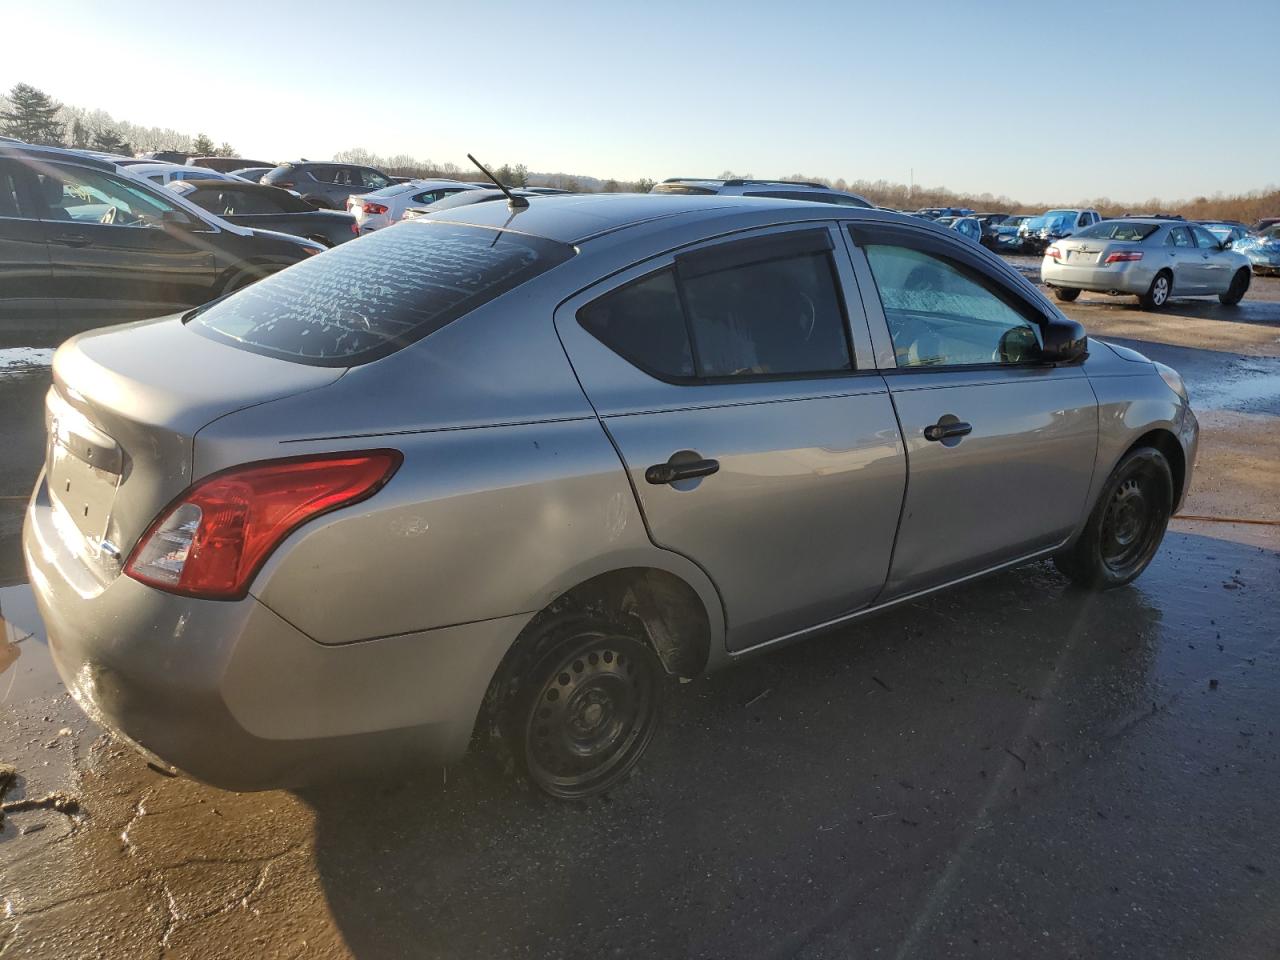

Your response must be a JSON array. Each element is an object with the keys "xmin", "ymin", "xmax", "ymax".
[
  {"xmin": 23, "ymin": 471, "xmax": 529, "ymax": 790},
  {"xmin": 1041, "ymin": 259, "xmax": 1154, "ymax": 295}
]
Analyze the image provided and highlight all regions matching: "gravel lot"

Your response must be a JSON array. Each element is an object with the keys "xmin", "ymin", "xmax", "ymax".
[{"xmin": 2, "ymin": 269, "xmax": 1278, "ymax": 959}]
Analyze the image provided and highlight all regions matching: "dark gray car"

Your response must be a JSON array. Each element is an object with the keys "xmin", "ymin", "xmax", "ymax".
[
  {"xmin": 261, "ymin": 161, "xmax": 394, "ymax": 209},
  {"xmin": 24, "ymin": 195, "xmax": 1197, "ymax": 800},
  {"xmin": 168, "ymin": 180, "xmax": 359, "ymax": 247}
]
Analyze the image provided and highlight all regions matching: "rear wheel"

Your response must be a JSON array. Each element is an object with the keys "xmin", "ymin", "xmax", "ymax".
[
  {"xmin": 1219, "ymin": 268, "xmax": 1250, "ymax": 305},
  {"xmin": 498, "ymin": 611, "xmax": 662, "ymax": 799},
  {"xmin": 1052, "ymin": 287, "xmax": 1081, "ymax": 302},
  {"xmin": 1139, "ymin": 271, "xmax": 1172, "ymax": 310},
  {"xmin": 1054, "ymin": 447, "xmax": 1173, "ymax": 589}
]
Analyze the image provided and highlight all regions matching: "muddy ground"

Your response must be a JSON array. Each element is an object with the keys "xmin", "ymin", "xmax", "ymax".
[{"xmin": 1, "ymin": 274, "xmax": 1278, "ymax": 959}]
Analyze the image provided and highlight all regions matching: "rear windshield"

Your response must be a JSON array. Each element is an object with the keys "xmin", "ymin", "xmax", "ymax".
[
  {"xmin": 188, "ymin": 221, "xmax": 575, "ymax": 366},
  {"xmin": 361, "ymin": 181, "xmax": 422, "ymax": 200},
  {"xmin": 1075, "ymin": 221, "xmax": 1160, "ymax": 242}
]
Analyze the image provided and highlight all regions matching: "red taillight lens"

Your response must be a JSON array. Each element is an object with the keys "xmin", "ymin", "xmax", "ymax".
[
  {"xmin": 350, "ymin": 221, "xmax": 360, "ymax": 234},
  {"xmin": 1104, "ymin": 251, "xmax": 1144, "ymax": 263},
  {"xmin": 1045, "ymin": 245, "xmax": 1063, "ymax": 260},
  {"xmin": 362, "ymin": 202, "xmax": 389, "ymax": 215},
  {"xmin": 125, "ymin": 451, "xmax": 401, "ymax": 600}
]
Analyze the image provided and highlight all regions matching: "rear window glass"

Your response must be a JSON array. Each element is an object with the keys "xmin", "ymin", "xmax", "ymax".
[
  {"xmin": 1075, "ymin": 221, "xmax": 1160, "ymax": 241},
  {"xmin": 189, "ymin": 221, "xmax": 574, "ymax": 366}
]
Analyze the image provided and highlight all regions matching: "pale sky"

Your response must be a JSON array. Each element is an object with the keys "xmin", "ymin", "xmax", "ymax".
[{"xmin": 2, "ymin": 0, "xmax": 1276, "ymax": 202}]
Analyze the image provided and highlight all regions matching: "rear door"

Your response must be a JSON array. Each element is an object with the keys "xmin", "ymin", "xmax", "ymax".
[
  {"xmin": 1190, "ymin": 225, "xmax": 1233, "ymax": 292},
  {"xmin": 556, "ymin": 224, "xmax": 907, "ymax": 652},
  {"xmin": 32, "ymin": 161, "xmax": 216, "ymax": 321},
  {"xmin": 1163, "ymin": 226, "xmax": 1201, "ymax": 293},
  {"xmin": 847, "ymin": 221, "xmax": 1097, "ymax": 598},
  {"xmin": 0, "ymin": 158, "xmax": 58, "ymax": 330}
]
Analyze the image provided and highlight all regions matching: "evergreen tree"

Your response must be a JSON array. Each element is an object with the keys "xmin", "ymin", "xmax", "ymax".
[
  {"xmin": 0, "ymin": 83, "xmax": 65, "ymax": 145},
  {"xmin": 192, "ymin": 132, "xmax": 215, "ymax": 155},
  {"xmin": 92, "ymin": 128, "xmax": 131, "ymax": 155},
  {"xmin": 69, "ymin": 118, "xmax": 91, "ymax": 149},
  {"xmin": 215, "ymin": 141, "xmax": 236, "ymax": 157}
]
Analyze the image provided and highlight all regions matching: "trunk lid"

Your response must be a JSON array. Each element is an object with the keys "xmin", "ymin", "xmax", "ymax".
[
  {"xmin": 45, "ymin": 315, "xmax": 343, "ymax": 577},
  {"xmin": 1054, "ymin": 237, "xmax": 1121, "ymax": 266}
]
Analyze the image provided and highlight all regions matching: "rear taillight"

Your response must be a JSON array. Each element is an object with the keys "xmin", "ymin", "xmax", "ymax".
[
  {"xmin": 126, "ymin": 451, "xmax": 401, "ymax": 599},
  {"xmin": 1045, "ymin": 245, "xmax": 1063, "ymax": 260},
  {"xmin": 1105, "ymin": 251, "xmax": 1144, "ymax": 263},
  {"xmin": 362, "ymin": 202, "xmax": 389, "ymax": 215},
  {"xmin": 350, "ymin": 221, "xmax": 360, "ymax": 234}
]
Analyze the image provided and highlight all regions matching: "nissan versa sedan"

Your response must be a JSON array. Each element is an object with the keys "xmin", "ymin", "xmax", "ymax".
[
  {"xmin": 24, "ymin": 195, "xmax": 1198, "ymax": 799},
  {"xmin": 1042, "ymin": 218, "xmax": 1252, "ymax": 309}
]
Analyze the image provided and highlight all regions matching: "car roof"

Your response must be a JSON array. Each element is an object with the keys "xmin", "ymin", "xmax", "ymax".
[
  {"xmin": 427, "ymin": 192, "xmax": 927, "ymax": 245},
  {"xmin": 0, "ymin": 141, "xmax": 117, "ymax": 171},
  {"xmin": 174, "ymin": 179, "xmax": 279, "ymax": 192}
]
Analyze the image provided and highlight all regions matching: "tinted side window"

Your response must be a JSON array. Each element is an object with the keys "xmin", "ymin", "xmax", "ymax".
[
  {"xmin": 682, "ymin": 252, "xmax": 851, "ymax": 377},
  {"xmin": 1166, "ymin": 227, "xmax": 1193, "ymax": 248},
  {"xmin": 34, "ymin": 165, "xmax": 186, "ymax": 226},
  {"xmin": 0, "ymin": 161, "xmax": 32, "ymax": 218},
  {"xmin": 863, "ymin": 244, "xmax": 1042, "ymax": 367},
  {"xmin": 578, "ymin": 237, "xmax": 854, "ymax": 381},
  {"xmin": 578, "ymin": 269, "xmax": 694, "ymax": 378}
]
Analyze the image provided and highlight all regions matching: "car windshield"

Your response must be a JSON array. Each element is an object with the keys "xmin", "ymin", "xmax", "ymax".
[
  {"xmin": 189, "ymin": 221, "xmax": 574, "ymax": 365},
  {"xmin": 1075, "ymin": 221, "xmax": 1160, "ymax": 241}
]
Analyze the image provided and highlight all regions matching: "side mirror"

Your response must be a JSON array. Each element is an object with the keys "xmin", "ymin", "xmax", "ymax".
[
  {"xmin": 1040, "ymin": 316, "xmax": 1088, "ymax": 364},
  {"xmin": 1221, "ymin": 239, "xmax": 1232, "ymax": 250}
]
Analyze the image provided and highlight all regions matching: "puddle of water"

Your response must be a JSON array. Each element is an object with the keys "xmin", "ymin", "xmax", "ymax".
[
  {"xmin": 1192, "ymin": 369, "xmax": 1280, "ymax": 413},
  {"xmin": 0, "ymin": 583, "xmax": 61, "ymax": 706},
  {"xmin": 0, "ymin": 348, "xmax": 55, "ymax": 382}
]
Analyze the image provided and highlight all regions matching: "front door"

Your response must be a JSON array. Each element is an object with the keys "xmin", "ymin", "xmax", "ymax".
[
  {"xmin": 556, "ymin": 224, "xmax": 907, "ymax": 652},
  {"xmin": 32, "ymin": 162, "xmax": 216, "ymax": 321},
  {"xmin": 1163, "ymin": 225, "xmax": 1202, "ymax": 294},
  {"xmin": 1190, "ymin": 224, "xmax": 1233, "ymax": 293},
  {"xmin": 849, "ymin": 224, "xmax": 1098, "ymax": 598}
]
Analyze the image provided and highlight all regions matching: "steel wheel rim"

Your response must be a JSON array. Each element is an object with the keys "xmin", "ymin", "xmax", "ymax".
[
  {"xmin": 1100, "ymin": 471, "xmax": 1162, "ymax": 576},
  {"xmin": 524, "ymin": 637, "xmax": 657, "ymax": 796}
]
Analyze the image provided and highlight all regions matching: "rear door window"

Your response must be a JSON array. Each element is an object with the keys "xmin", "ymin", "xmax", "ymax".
[
  {"xmin": 189, "ymin": 221, "xmax": 575, "ymax": 366},
  {"xmin": 1166, "ymin": 227, "xmax": 1193, "ymax": 248},
  {"xmin": 577, "ymin": 229, "xmax": 853, "ymax": 382}
]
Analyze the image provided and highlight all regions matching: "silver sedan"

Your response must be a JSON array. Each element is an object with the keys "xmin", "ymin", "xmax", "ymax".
[
  {"xmin": 1041, "ymin": 218, "xmax": 1252, "ymax": 309},
  {"xmin": 25, "ymin": 196, "xmax": 1198, "ymax": 798}
]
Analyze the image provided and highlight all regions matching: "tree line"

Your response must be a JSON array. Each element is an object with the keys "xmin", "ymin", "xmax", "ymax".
[
  {"xmin": 2, "ymin": 82, "xmax": 1274, "ymax": 221},
  {"xmin": 0, "ymin": 82, "xmax": 237, "ymax": 158}
]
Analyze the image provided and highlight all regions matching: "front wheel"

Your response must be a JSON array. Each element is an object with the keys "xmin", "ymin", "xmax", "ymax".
[
  {"xmin": 1052, "ymin": 287, "xmax": 1081, "ymax": 303},
  {"xmin": 1219, "ymin": 268, "xmax": 1250, "ymax": 306},
  {"xmin": 500, "ymin": 611, "xmax": 662, "ymax": 799},
  {"xmin": 1139, "ymin": 271, "xmax": 1172, "ymax": 310},
  {"xmin": 1054, "ymin": 447, "xmax": 1173, "ymax": 589}
]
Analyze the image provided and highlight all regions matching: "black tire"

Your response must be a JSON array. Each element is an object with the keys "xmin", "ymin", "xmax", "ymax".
[
  {"xmin": 1054, "ymin": 447, "xmax": 1173, "ymax": 589},
  {"xmin": 1219, "ymin": 268, "xmax": 1250, "ymax": 306},
  {"xmin": 1052, "ymin": 287, "xmax": 1081, "ymax": 303},
  {"xmin": 497, "ymin": 610, "xmax": 662, "ymax": 799},
  {"xmin": 1139, "ymin": 270, "xmax": 1172, "ymax": 310}
]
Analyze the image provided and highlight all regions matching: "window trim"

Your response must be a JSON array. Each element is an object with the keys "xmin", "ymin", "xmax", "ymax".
[
  {"xmin": 576, "ymin": 227, "xmax": 858, "ymax": 386},
  {"xmin": 847, "ymin": 221, "xmax": 1058, "ymax": 374}
]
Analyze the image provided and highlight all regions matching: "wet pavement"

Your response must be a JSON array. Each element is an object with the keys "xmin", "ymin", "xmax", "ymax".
[{"xmin": 1, "ymin": 276, "xmax": 1279, "ymax": 958}]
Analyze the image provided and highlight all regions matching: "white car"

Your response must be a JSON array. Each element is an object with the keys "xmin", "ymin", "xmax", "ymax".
[
  {"xmin": 346, "ymin": 179, "xmax": 484, "ymax": 233},
  {"xmin": 122, "ymin": 162, "xmax": 246, "ymax": 186}
]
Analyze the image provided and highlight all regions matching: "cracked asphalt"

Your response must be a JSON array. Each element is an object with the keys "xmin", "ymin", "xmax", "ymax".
[{"xmin": 1, "ymin": 274, "xmax": 1278, "ymax": 958}]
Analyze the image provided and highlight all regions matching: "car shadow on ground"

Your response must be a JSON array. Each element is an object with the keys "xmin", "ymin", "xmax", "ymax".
[{"xmin": 301, "ymin": 532, "xmax": 1280, "ymax": 958}]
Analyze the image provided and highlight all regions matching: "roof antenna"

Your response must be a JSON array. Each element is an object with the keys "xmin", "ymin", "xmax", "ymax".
[{"xmin": 467, "ymin": 153, "xmax": 528, "ymax": 210}]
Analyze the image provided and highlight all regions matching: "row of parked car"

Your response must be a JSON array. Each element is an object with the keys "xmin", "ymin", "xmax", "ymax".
[{"xmin": 1, "ymin": 138, "xmax": 1276, "ymax": 332}]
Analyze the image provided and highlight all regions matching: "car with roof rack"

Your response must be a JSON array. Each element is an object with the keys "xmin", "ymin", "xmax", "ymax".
[
  {"xmin": 650, "ymin": 178, "xmax": 871, "ymax": 207},
  {"xmin": 24, "ymin": 192, "xmax": 1197, "ymax": 799}
]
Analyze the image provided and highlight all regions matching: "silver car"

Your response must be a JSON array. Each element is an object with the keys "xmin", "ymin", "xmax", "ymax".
[
  {"xmin": 1042, "ymin": 218, "xmax": 1252, "ymax": 309},
  {"xmin": 24, "ymin": 196, "xmax": 1198, "ymax": 798}
]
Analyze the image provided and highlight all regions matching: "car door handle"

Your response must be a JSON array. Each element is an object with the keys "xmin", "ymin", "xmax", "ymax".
[
  {"xmin": 645, "ymin": 457, "xmax": 720, "ymax": 485},
  {"xmin": 50, "ymin": 233, "xmax": 91, "ymax": 248},
  {"xmin": 923, "ymin": 421, "xmax": 973, "ymax": 442}
]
